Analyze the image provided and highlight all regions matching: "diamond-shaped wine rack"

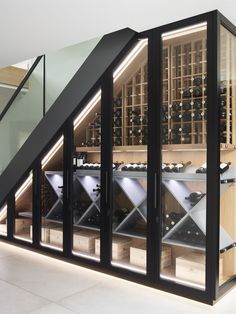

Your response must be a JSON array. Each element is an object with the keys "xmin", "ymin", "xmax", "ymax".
[{"xmin": 44, "ymin": 167, "xmax": 235, "ymax": 252}]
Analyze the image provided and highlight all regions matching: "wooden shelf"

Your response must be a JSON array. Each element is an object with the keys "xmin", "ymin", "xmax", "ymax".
[{"xmin": 76, "ymin": 143, "xmax": 236, "ymax": 153}]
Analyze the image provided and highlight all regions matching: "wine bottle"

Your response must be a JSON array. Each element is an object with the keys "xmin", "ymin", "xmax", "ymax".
[
  {"xmin": 196, "ymin": 163, "xmax": 207, "ymax": 173},
  {"xmin": 182, "ymin": 102, "xmax": 191, "ymax": 111},
  {"xmin": 113, "ymin": 108, "xmax": 122, "ymax": 117},
  {"xmin": 182, "ymin": 124, "xmax": 191, "ymax": 134},
  {"xmin": 114, "ymin": 137, "xmax": 122, "ymax": 146},
  {"xmin": 133, "ymin": 128, "xmax": 142, "ymax": 136},
  {"xmin": 161, "ymin": 113, "xmax": 168, "ymax": 123},
  {"xmin": 182, "ymin": 135, "xmax": 192, "ymax": 144},
  {"xmin": 133, "ymin": 116, "xmax": 142, "ymax": 125},
  {"xmin": 183, "ymin": 89, "xmax": 192, "ymax": 98},
  {"xmin": 114, "ymin": 117, "xmax": 122, "ymax": 127},
  {"xmin": 193, "ymin": 76, "xmax": 202, "ymax": 86},
  {"xmin": 185, "ymin": 191, "xmax": 206, "ymax": 206},
  {"xmin": 220, "ymin": 81, "xmax": 227, "ymax": 94},
  {"xmin": 164, "ymin": 163, "xmax": 176, "ymax": 172},
  {"xmin": 172, "ymin": 103, "xmax": 180, "ymax": 111},
  {"xmin": 115, "ymin": 97, "xmax": 122, "ymax": 107},
  {"xmin": 193, "ymin": 110, "xmax": 202, "ymax": 121},
  {"xmin": 182, "ymin": 111, "xmax": 191, "ymax": 122},
  {"xmin": 113, "ymin": 128, "xmax": 122, "ymax": 137},
  {"xmin": 172, "ymin": 125, "xmax": 181, "ymax": 134},
  {"xmin": 220, "ymin": 109, "xmax": 226, "ymax": 119},
  {"xmin": 172, "ymin": 135, "xmax": 181, "ymax": 144},
  {"xmin": 193, "ymin": 87, "xmax": 202, "ymax": 97},
  {"xmin": 220, "ymin": 162, "xmax": 231, "ymax": 174},
  {"xmin": 128, "ymin": 108, "xmax": 141, "ymax": 117},
  {"xmin": 172, "ymin": 161, "xmax": 191, "ymax": 173},
  {"xmin": 193, "ymin": 100, "xmax": 202, "ymax": 110},
  {"xmin": 162, "ymin": 104, "xmax": 168, "ymax": 112},
  {"xmin": 172, "ymin": 112, "xmax": 182, "ymax": 122},
  {"xmin": 220, "ymin": 99, "xmax": 226, "ymax": 107}
]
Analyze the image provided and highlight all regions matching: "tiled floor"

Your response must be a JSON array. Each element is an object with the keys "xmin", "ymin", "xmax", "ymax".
[{"xmin": 0, "ymin": 242, "xmax": 235, "ymax": 314}]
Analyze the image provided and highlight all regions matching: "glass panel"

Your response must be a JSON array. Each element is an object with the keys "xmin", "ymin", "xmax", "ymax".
[
  {"xmin": 111, "ymin": 39, "xmax": 148, "ymax": 273},
  {"xmin": 40, "ymin": 136, "xmax": 64, "ymax": 251},
  {"xmin": 72, "ymin": 91, "xmax": 101, "ymax": 260},
  {"xmin": 45, "ymin": 37, "xmax": 101, "ymax": 112},
  {"xmin": 0, "ymin": 203, "xmax": 7, "ymax": 236},
  {"xmin": 14, "ymin": 172, "xmax": 33, "ymax": 242},
  {"xmin": 160, "ymin": 23, "xmax": 207, "ymax": 289},
  {"xmin": 0, "ymin": 58, "xmax": 44, "ymax": 175},
  {"xmin": 219, "ymin": 26, "xmax": 236, "ymax": 286},
  {"xmin": 0, "ymin": 58, "xmax": 36, "ymax": 115}
]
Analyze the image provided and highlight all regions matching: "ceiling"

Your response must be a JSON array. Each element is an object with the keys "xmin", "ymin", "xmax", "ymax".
[{"xmin": 0, "ymin": 0, "xmax": 235, "ymax": 68}]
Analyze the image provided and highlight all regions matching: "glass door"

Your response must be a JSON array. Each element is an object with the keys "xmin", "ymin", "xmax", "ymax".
[
  {"xmin": 111, "ymin": 39, "xmax": 148, "ymax": 273},
  {"xmin": 72, "ymin": 91, "xmax": 101, "ymax": 261},
  {"xmin": 219, "ymin": 25, "xmax": 236, "ymax": 286},
  {"xmin": 40, "ymin": 136, "xmax": 64, "ymax": 251},
  {"xmin": 160, "ymin": 22, "xmax": 208, "ymax": 289}
]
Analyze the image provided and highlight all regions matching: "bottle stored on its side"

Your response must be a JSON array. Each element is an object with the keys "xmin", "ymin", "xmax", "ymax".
[
  {"xmin": 185, "ymin": 191, "xmax": 206, "ymax": 206},
  {"xmin": 114, "ymin": 117, "xmax": 122, "ymax": 127},
  {"xmin": 196, "ymin": 163, "xmax": 207, "ymax": 173},
  {"xmin": 220, "ymin": 162, "xmax": 231, "ymax": 174},
  {"xmin": 182, "ymin": 89, "xmax": 192, "ymax": 98},
  {"xmin": 193, "ymin": 87, "xmax": 202, "ymax": 97},
  {"xmin": 182, "ymin": 111, "xmax": 191, "ymax": 122},
  {"xmin": 113, "ymin": 108, "xmax": 122, "ymax": 117},
  {"xmin": 193, "ymin": 76, "xmax": 202, "ymax": 86},
  {"xmin": 193, "ymin": 100, "xmax": 202, "ymax": 110},
  {"xmin": 182, "ymin": 102, "xmax": 191, "ymax": 111}
]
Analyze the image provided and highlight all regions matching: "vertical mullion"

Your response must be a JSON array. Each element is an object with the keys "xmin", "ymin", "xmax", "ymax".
[
  {"xmin": 43, "ymin": 55, "xmax": 46, "ymax": 116},
  {"xmin": 206, "ymin": 11, "xmax": 220, "ymax": 301},
  {"xmin": 32, "ymin": 161, "xmax": 41, "ymax": 247},
  {"xmin": 7, "ymin": 193, "xmax": 15, "ymax": 241},
  {"xmin": 63, "ymin": 122, "xmax": 74, "ymax": 257},
  {"xmin": 147, "ymin": 29, "xmax": 162, "ymax": 281},
  {"xmin": 100, "ymin": 71, "xmax": 113, "ymax": 267}
]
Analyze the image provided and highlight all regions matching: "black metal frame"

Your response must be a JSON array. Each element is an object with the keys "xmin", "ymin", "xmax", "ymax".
[
  {"xmin": 1, "ymin": 9, "xmax": 236, "ymax": 305},
  {"xmin": 0, "ymin": 56, "xmax": 44, "ymax": 121}
]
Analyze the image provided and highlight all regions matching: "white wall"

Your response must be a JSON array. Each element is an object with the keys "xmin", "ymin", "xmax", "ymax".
[{"xmin": 0, "ymin": 0, "xmax": 236, "ymax": 68}]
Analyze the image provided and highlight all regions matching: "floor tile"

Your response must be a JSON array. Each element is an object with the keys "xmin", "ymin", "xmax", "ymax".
[
  {"xmin": 59, "ymin": 280, "xmax": 212, "ymax": 314},
  {"xmin": 29, "ymin": 303, "xmax": 77, "ymax": 314},
  {"xmin": 0, "ymin": 247, "xmax": 99, "ymax": 302},
  {"xmin": 0, "ymin": 279, "xmax": 49, "ymax": 314}
]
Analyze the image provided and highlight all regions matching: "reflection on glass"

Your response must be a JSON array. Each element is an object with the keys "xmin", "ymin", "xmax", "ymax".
[
  {"xmin": 14, "ymin": 172, "xmax": 33, "ymax": 242},
  {"xmin": 111, "ymin": 39, "xmax": 148, "ymax": 273},
  {"xmin": 0, "ymin": 58, "xmax": 35, "ymax": 115},
  {"xmin": 0, "ymin": 203, "xmax": 7, "ymax": 236},
  {"xmin": 72, "ymin": 91, "xmax": 101, "ymax": 260},
  {"xmin": 40, "ymin": 136, "xmax": 64, "ymax": 250},
  {"xmin": 219, "ymin": 26, "xmax": 236, "ymax": 286},
  {"xmin": 160, "ymin": 23, "xmax": 207, "ymax": 289},
  {"xmin": 0, "ymin": 58, "xmax": 43, "ymax": 175}
]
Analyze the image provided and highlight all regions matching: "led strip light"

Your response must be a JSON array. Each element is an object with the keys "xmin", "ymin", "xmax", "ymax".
[
  {"xmin": 15, "ymin": 172, "xmax": 33, "ymax": 201},
  {"xmin": 162, "ymin": 22, "xmax": 207, "ymax": 40}
]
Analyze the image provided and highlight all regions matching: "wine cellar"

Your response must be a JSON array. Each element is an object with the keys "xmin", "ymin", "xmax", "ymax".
[{"xmin": 0, "ymin": 10, "xmax": 236, "ymax": 305}]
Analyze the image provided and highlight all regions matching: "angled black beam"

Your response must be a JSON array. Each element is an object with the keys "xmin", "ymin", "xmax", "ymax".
[{"xmin": 0, "ymin": 28, "xmax": 136, "ymax": 206}]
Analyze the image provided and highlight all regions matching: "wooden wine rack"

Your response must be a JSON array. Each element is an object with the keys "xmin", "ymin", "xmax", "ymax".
[
  {"xmin": 162, "ymin": 32, "xmax": 208, "ymax": 145},
  {"xmin": 113, "ymin": 61, "xmax": 148, "ymax": 147},
  {"xmin": 82, "ymin": 29, "xmax": 234, "ymax": 148}
]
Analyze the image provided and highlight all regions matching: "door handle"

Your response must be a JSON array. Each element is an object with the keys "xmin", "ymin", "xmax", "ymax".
[{"xmin": 154, "ymin": 172, "xmax": 157, "ymax": 209}]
